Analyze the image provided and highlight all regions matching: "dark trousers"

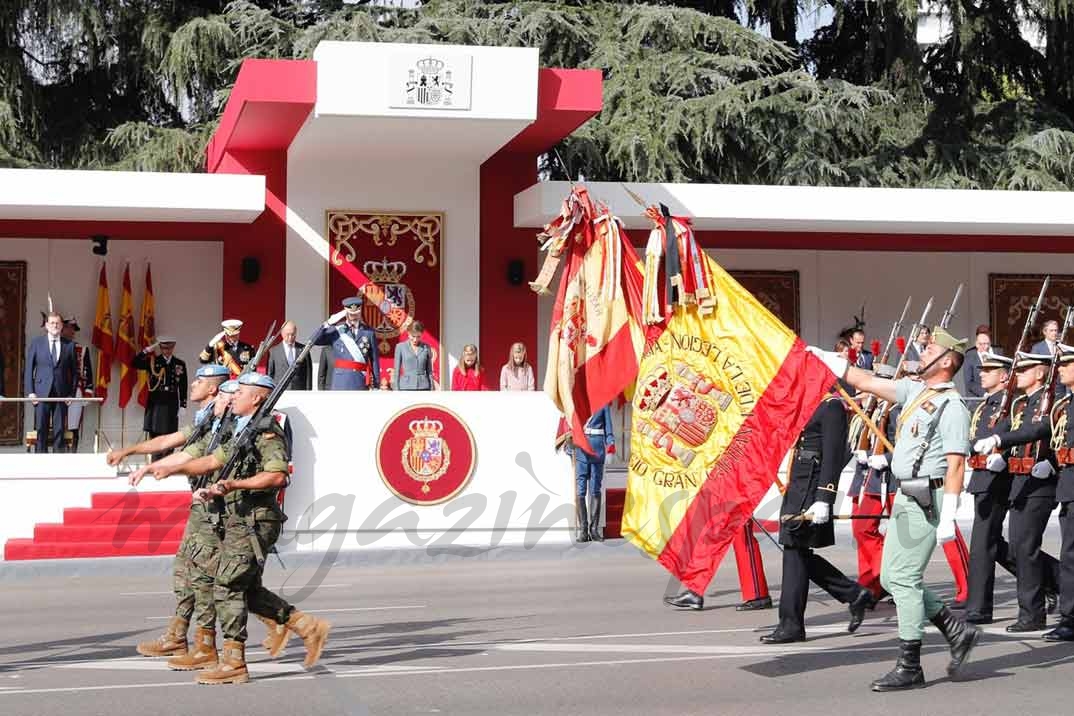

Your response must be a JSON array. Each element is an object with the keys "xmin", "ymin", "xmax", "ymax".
[
  {"xmin": 778, "ymin": 546, "xmax": 862, "ymax": 635},
  {"xmin": 34, "ymin": 399, "xmax": 67, "ymax": 453},
  {"xmin": 1059, "ymin": 504, "xmax": 1074, "ymax": 620},
  {"xmin": 1010, "ymin": 496, "xmax": 1060, "ymax": 624},
  {"xmin": 966, "ymin": 488, "xmax": 1018, "ymax": 618}
]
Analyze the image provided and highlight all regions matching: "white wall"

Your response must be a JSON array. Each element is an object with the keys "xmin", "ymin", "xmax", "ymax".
[
  {"xmin": 285, "ymin": 153, "xmax": 480, "ymax": 385},
  {"xmin": 0, "ymin": 238, "xmax": 222, "ymax": 447},
  {"xmin": 272, "ymin": 391, "xmax": 574, "ymax": 552}
]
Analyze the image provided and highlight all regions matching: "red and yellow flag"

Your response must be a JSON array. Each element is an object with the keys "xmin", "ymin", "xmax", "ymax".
[
  {"xmin": 116, "ymin": 265, "xmax": 138, "ymax": 408},
  {"xmin": 91, "ymin": 265, "xmax": 113, "ymax": 402},
  {"xmin": 136, "ymin": 265, "xmax": 156, "ymax": 408},
  {"xmin": 622, "ymin": 214, "xmax": 835, "ymax": 595},
  {"xmin": 534, "ymin": 186, "xmax": 649, "ymax": 454}
]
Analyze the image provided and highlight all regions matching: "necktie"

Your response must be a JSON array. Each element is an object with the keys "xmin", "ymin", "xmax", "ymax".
[
  {"xmin": 287, "ymin": 345, "xmax": 294, "ymax": 365},
  {"xmin": 51, "ymin": 340, "xmax": 58, "ymax": 365}
]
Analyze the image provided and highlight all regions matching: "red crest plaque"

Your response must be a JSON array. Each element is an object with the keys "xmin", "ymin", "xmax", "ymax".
[
  {"xmin": 376, "ymin": 405, "xmax": 477, "ymax": 505},
  {"xmin": 326, "ymin": 211, "xmax": 444, "ymax": 386}
]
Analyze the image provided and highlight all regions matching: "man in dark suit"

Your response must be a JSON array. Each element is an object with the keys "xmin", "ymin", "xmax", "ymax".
[
  {"xmin": 132, "ymin": 335, "xmax": 187, "ymax": 460},
  {"xmin": 1032, "ymin": 319, "xmax": 1060, "ymax": 357},
  {"xmin": 24, "ymin": 311, "xmax": 77, "ymax": 452},
  {"xmin": 267, "ymin": 320, "xmax": 312, "ymax": 390},
  {"xmin": 963, "ymin": 325, "xmax": 994, "ymax": 398},
  {"xmin": 841, "ymin": 326, "xmax": 873, "ymax": 370}
]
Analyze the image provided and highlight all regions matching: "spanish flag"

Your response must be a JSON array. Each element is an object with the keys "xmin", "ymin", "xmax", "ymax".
[
  {"xmin": 136, "ymin": 265, "xmax": 156, "ymax": 407},
  {"xmin": 533, "ymin": 186, "xmax": 648, "ymax": 454},
  {"xmin": 91, "ymin": 265, "xmax": 113, "ymax": 402},
  {"xmin": 116, "ymin": 265, "xmax": 138, "ymax": 408},
  {"xmin": 622, "ymin": 213, "xmax": 835, "ymax": 594}
]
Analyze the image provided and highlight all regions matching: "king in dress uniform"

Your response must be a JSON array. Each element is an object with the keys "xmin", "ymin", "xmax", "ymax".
[
  {"xmin": 200, "ymin": 319, "xmax": 254, "ymax": 377},
  {"xmin": 314, "ymin": 296, "xmax": 380, "ymax": 391},
  {"xmin": 132, "ymin": 336, "xmax": 188, "ymax": 460}
]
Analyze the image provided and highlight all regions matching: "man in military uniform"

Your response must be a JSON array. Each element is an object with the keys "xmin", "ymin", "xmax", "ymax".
[
  {"xmin": 200, "ymin": 319, "xmax": 254, "ymax": 377},
  {"xmin": 61, "ymin": 317, "xmax": 93, "ymax": 451},
  {"xmin": 974, "ymin": 351, "xmax": 1063, "ymax": 632},
  {"xmin": 963, "ymin": 352, "xmax": 1023, "ymax": 624},
  {"xmin": 812, "ymin": 327, "xmax": 980, "ymax": 691},
  {"xmin": 1042, "ymin": 343, "xmax": 1074, "ymax": 640},
  {"xmin": 107, "ymin": 363, "xmax": 230, "ymax": 659},
  {"xmin": 153, "ymin": 372, "xmax": 330, "ymax": 684},
  {"xmin": 314, "ymin": 296, "xmax": 380, "ymax": 390},
  {"xmin": 132, "ymin": 336, "xmax": 187, "ymax": 460}
]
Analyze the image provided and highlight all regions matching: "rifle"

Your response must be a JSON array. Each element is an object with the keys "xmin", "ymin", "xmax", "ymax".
[
  {"xmin": 853, "ymin": 297, "xmax": 912, "ymax": 453},
  {"xmin": 1031, "ymin": 304, "xmax": 1074, "ymax": 458},
  {"xmin": 211, "ymin": 325, "xmax": 320, "ymax": 566},
  {"xmin": 893, "ymin": 297, "xmax": 935, "ymax": 379},
  {"xmin": 938, "ymin": 283, "xmax": 964, "ymax": 331},
  {"xmin": 991, "ymin": 277, "xmax": 1050, "ymax": 427}
]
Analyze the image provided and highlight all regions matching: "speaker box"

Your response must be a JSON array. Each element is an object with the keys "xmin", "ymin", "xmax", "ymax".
[
  {"xmin": 241, "ymin": 256, "xmax": 261, "ymax": 284},
  {"xmin": 507, "ymin": 259, "xmax": 525, "ymax": 286}
]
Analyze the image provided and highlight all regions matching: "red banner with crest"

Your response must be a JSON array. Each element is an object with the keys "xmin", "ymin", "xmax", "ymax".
[{"xmin": 326, "ymin": 211, "xmax": 443, "ymax": 387}]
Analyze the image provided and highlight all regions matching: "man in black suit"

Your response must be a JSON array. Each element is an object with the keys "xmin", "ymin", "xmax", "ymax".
[
  {"xmin": 24, "ymin": 311, "xmax": 77, "ymax": 452},
  {"xmin": 963, "ymin": 325, "xmax": 993, "ymax": 398},
  {"xmin": 1032, "ymin": 319, "xmax": 1060, "ymax": 356},
  {"xmin": 267, "ymin": 320, "xmax": 312, "ymax": 390},
  {"xmin": 840, "ymin": 326, "xmax": 873, "ymax": 370}
]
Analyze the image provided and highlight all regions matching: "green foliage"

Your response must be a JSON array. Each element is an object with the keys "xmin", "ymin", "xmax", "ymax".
[{"xmin": 0, "ymin": 0, "xmax": 1072, "ymax": 190}]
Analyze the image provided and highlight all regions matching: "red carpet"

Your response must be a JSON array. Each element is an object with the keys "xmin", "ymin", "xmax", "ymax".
[{"xmin": 4, "ymin": 491, "xmax": 191, "ymax": 560}]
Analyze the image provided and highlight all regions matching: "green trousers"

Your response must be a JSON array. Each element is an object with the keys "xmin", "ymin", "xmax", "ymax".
[
  {"xmin": 174, "ymin": 502, "xmax": 221, "ymax": 629},
  {"xmin": 880, "ymin": 488, "xmax": 946, "ymax": 640}
]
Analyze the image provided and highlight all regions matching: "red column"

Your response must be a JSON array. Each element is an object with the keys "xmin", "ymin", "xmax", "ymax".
[{"xmin": 479, "ymin": 151, "xmax": 540, "ymax": 386}]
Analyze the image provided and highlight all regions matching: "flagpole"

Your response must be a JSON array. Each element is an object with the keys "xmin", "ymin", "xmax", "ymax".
[{"xmin": 835, "ymin": 384, "xmax": 894, "ymax": 452}]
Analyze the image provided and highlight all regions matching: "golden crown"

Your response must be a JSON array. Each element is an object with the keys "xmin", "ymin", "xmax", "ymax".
[
  {"xmin": 409, "ymin": 417, "xmax": 444, "ymax": 437},
  {"xmin": 416, "ymin": 57, "xmax": 445, "ymax": 76},
  {"xmin": 364, "ymin": 258, "xmax": 407, "ymax": 284}
]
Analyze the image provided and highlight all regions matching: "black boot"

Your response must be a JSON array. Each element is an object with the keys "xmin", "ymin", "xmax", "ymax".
[
  {"xmin": 930, "ymin": 606, "xmax": 980, "ymax": 676},
  {"xmin": 575, "ymin": 497, "xmax": 590, "ymax": 543},
  {"xmin": 848, "ymin": 589, "xmax": 875, "ymax": 633},
  {"xmin": 588, "ymin": 492, "xmax": 604, "ymax": 542},
  {"xmin": 1043, "ymin": 619, "xmax": 1074, "ymax": 642},
  {"xmin": 871, "ymin": 640, "xmax": 925, "ymax": 692}
]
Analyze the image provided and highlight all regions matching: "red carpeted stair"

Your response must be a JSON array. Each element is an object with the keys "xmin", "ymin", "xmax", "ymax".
[{"xmin": 4, "ymin": 491, "xmax": 191, "ymax": 560}]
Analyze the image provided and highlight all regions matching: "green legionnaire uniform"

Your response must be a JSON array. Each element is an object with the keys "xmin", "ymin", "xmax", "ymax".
[
  {"xmin": 873, "ymin": 327, "xmax": 980, "ymax": 691},
  {"xmin": 196, "ymin": 372, "xmax": 330, "ymax": 685},
  {"xmin": 135, "ymin": 365, "xmax": 230, "ymax": 659}
]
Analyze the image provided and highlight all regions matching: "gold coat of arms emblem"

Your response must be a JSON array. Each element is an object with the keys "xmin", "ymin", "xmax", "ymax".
[{"xmin": 401, "ymin": 417, "xmax": 452, "ymax": 493}]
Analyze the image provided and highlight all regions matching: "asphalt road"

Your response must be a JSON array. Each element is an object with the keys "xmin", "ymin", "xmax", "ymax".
[{"xmin": 2, "ymin": 526, "xmax": 1073, "ymax": 716}]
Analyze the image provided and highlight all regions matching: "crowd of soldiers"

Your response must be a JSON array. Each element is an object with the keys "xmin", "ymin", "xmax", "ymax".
[{"xmin": 100, "ymin": 297, "xmax": 388, "ymax": 684}]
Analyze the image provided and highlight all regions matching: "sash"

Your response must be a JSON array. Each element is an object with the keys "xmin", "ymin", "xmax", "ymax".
[{"xmin": 337, "ymin": 327, "xmax": 365, "ymax": 363}]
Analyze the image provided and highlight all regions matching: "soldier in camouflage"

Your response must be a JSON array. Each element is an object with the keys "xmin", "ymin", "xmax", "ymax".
[
  {"xmin": 153, "ymin": 371, "xmax": 330, "ymax": 684},
  {"xmin": 107, "ymin": 363, "xmax": 230, "ymax": 659}
]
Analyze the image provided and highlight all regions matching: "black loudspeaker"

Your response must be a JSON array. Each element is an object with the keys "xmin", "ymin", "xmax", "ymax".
[
  {"xmin": 507, "ymin": 259, "xmax": 525, "ymax": 286},
  {"xmin": 90, "ymin": 235, "xmax": 109, "ymax": 256},
  {"xmin": 241, "ymin": 256, "xmax": 261, "ymax": 284}
]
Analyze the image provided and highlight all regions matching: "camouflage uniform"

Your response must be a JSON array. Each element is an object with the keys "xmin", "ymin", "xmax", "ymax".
[{"xmin": 209, "ymin": 417, "xmax": 294, "ymax": 642}]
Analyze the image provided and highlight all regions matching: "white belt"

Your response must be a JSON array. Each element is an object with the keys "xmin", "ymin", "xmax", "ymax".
[{"xmin": 584, "ymin": 429, "xmax": 605, "ymax": 435}]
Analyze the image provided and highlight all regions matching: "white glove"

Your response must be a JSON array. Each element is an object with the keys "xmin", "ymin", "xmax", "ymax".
[
  {"xmin": 208, "ymin": 330, "xmax": 226, "ymax": 346},
  {"xmin": 143, "ymin": 342, "xmax": 159, "ymax": 353},
  {"xmin": 809, "ymin": 501, "xmax": 830, "ymax": 525},
  {"xmin": 1031, "ymin": 461, "xmax": 1055, "ymax": 479},
  {"xmin": 973, "ymin": 435, "xmax": 1001, "ymax": 455},
  {"xmin": 936, "ymin": 493, "xmax": 959, "ymax": 545},
  {"xmin": 986, "ymin": 453, "xmax": 1007, "ymax": 473},
  {"xmin": 324, "ymin": 309, "xmax": 348, "ymax": 326},
  {"xmin": 806, "ymin": 346, "xmax": 848, "ymax": 379},
  {"xmin": 867, "ymin": 454, "xmax": 888, "ymax": 471},
  {"xmin": 853, "ymin": 449, "xmax": 868, "ymax": 465}
]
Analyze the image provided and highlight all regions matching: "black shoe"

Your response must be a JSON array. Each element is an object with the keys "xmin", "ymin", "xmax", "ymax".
[
  {"xmin": 759, "ymin": 627, "xmax": 805, "ymax": 644},
  {"xmin": 963, "ymin": 613, "xmax": 993, "ymax": 625},
  {"xmin": 930, "ymin": 606, "xmax": 980, "ymax": 677},
  {"xmin": 1042, "ymin": 622, "xmax": 1074, "ymax": 642},
  {"xmin": 663, "ymin": 590, "xmax": 703, "ymax": 610},
  {"xmin": 848, "ymin": 589, "xmax": 875, "ymax": 633},
  {"xmin": 1046, "ymin": 591, "xmax": 1058, "ymax": 615},
  {"xmin": 1005, "ymin": 620, "xmax": 1046, "ymax": 633},
  {"xmin": 871, "ymin": 639, "xmax": 925, "ymax": 692},
  {"xmin": 736, "ymin": 596, "xmax": 773, "ymax": 612}
]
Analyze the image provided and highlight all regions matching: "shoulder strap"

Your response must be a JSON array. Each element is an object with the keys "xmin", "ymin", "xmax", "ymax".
[{"xmin": 910, "ymin": 399, "xmax": 951, "ymax": 479}]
